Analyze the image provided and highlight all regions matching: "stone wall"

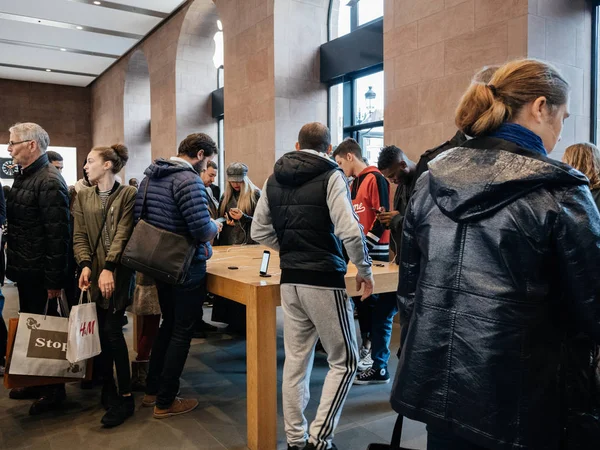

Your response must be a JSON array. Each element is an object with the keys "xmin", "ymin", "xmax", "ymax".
[
  {"xmin": 176, "ymin": 1, "xmax": 220, "ymax": 145},
  {"xmin": 274, "ymin": 0, "xmax": 329, "ymax": 162},
  {"xmin": 528, "ymin": 0, "xmax": 592, "ymax": 160},
  {"xmin": 383, "ymin": 0, "xmax": 530, "ymax": 162},
  {"xmin": 215, "ymin": 0, "xmax": 275, "ymax": 187},
  {"xmin": 124, "ymin": 50, "xmax": 152, "ymax": 183},
  {"xmin": 0, "ymin": 79, "xmax": 92, "ymax": 178}
]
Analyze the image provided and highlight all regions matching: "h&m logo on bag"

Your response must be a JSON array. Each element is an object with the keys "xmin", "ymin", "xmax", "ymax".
[
  {"xmin": 27, "ymin": 330, "xmax": 68, "ymax": 360},
  {"xmin": 80, "ymin": 320, "xmax": 96, "ymax": 337}
]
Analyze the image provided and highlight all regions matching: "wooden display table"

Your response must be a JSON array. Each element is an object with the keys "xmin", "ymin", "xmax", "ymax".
[{"xmin": 206, "ymin": 245, "xmax": 399, "ymax": 450}]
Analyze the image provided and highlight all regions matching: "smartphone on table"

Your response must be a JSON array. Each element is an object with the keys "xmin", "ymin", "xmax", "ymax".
[{"xmin": 260, "ymin": 250, "xmax": 271, "ymax": 277}]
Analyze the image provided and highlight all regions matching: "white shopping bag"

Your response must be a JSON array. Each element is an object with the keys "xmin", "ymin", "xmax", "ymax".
[
  {"xmin": 66, "ymin": 290, "xmax": 101, "ymax": 364},
  {"xmin": 9, "ymin": 298, "xmax": 88, "ymax": 378}
]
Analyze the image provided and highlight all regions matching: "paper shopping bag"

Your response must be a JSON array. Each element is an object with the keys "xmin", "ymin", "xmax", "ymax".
[
  {"xmin": 66, "ymin": 291, "xmax": 101, "ymax": 364},
  {"xmin": 8, "ymin": 307, "xmax": 87, "ymax": 379},
  {"xmin": 4, "ymin": 318, "xmax": 93, "ymax": 389}
]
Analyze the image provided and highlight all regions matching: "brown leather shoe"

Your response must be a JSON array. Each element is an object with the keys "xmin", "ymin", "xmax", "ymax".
[
  {"xmin": 153, "ymin": 397, "xmax": 198, "ymax": 419},
  {"xmin": 142, "ymin": 394, "xmax": 156, "ymax": 407}
]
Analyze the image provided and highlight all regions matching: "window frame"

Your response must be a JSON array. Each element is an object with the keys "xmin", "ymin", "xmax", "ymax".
[
  {"xmin": 327, "ymin": 1, "xmax": 384, "ymax": 160},
  {"xmin": 328, "ymin": 0, "xmax": 383, "ymax": 40},
  {"xmin": 329, "ymin": 64, "xmax": 384, "ymax": 152}
]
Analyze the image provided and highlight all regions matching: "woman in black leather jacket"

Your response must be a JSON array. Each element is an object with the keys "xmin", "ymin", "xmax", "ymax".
[{"xmin": 391, "ymin": 59, "xmax": 600, "ymax": 450}]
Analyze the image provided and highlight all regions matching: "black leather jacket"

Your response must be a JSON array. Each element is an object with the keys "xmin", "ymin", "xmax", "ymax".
[{"xmin": 391, "ymin": 137, "xmax": 600, "ymax": 450}]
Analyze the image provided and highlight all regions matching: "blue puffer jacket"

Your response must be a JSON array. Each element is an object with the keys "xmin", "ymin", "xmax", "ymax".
[{"xmin": 134, "ymin": 158, "xmax": 218, "ymax": 264}]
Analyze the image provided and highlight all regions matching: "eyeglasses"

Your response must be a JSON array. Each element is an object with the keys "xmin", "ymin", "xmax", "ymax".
[{"xmin": 8, "ymin": 140, "xmax": 32, "ymax": 147}]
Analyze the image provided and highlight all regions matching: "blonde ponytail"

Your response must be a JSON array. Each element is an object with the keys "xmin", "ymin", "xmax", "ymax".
[{"xmin": 455, "ymin": 59, "xmax": 569, "ymax": 137}]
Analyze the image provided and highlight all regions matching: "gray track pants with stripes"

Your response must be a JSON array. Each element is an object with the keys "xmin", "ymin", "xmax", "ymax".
[{"xmin": 281, "ymin": 284, "xmax": 358, "ymax": 450}]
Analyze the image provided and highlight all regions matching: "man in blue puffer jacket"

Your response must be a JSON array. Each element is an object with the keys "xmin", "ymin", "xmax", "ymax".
[{"xmin": 135, "ymin": 133, "xmax": 220, "ymax": 419}]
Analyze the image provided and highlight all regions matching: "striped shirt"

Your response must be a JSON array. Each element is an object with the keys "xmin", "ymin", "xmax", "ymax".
[{"xmin": 99, "ymin": 189, "xmax": 111, "ymax": 251}]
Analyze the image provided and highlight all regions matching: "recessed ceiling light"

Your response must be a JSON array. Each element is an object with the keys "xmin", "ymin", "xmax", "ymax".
[
  {"xmin": 60, "ymin": 48, "xmax": 67, "ymax": 52},
  {"xmin": 93, "ymin": 1, "xmax": 101, "ymax": 4},
  {"xmin": 76, "ymin": 26, "xmax": 83, "ymax": 30},
  {"xmin": 46, "ymin": 69, "xmax": 51, "ymax": 72}
]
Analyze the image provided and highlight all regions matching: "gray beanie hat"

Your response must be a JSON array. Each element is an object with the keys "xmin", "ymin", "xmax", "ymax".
[{"xmin": 226, "ymin": 162, "xmax": 248, "ymax": 182}]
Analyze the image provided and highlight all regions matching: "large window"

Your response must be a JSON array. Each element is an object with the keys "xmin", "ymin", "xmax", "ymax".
[
  {"xmin": 0, "ymin": 145, "xmax": 77, "ymax": 186},
  {"xmin": 328, "ymin": 1, "xmax": 384, "ymax": 165},
  {"xmin": 330, "ymin": 0, "xmax": 383, "ymax": 40},
  {"xmin": 358, "ymin": 0, "xmax": 384, "ymax": 26},
  {"xmin": 329, "ymin": 68, "xmax": 384, "ymax": 165},
  {"xmin": 214, "ymin": 19, "xmax": 225, "ymax": 190}
]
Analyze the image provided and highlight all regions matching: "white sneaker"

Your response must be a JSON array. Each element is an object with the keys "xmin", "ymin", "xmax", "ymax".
[
  {"xmin": 357, "ymin": 351, "xmax": 373, "ymax": 372},
  {"xmin": 359, "ymin": 345, "xmax": 370, "ymax": 360}
]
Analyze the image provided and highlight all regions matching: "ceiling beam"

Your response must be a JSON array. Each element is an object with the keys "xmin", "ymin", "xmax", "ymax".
[
  {"xmin": 0, "ymin": 38, "xmax": 119, "ymax": 59},
  {"xmin": 66, "ymin": 0, "xmax": 169, "ymax": 19},
  {"xmin": 0, "ymin": 62, "xmax": 98, "ymax": 78},
  {"xmin": 0, "ymin": 12, "xmax": 144, "ymax": 40}
]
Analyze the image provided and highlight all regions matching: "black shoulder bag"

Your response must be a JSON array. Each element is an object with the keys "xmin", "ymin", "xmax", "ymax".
[
  {"xmin": 367, "ymin": 415, "xmax": 415, "ymax": 450},
  {"xmin": 121, "ymin": 179, "xmax": 196, "ymax": 284}
]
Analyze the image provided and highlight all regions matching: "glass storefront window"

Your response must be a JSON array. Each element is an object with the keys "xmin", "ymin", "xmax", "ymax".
[
  {"xmin": 359, "ymin": 126, "xmax": 384, "ymax": 165},
  {"xmin": 336, "ymin": 2, "xmax": 351, "ymax": 38},
  {"xmin": 330, "ymin": 84, "xmax": 345, "ymax": 146},
  {"xmin": 355, "ymin": 71, "xmax": 384, "ymax": 124},
  {"xmin": 358, "ymin": 0, "xmax": 384, "ymax": 26}
]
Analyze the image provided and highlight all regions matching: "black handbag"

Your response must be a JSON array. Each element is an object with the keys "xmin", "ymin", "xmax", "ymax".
[
  {"xmin": 121, "ymin": 179, "xmax": 196, "ymax": 285},
  {"xmin": 367, "ymin": 415, "xmax": 415, "ymax": 450}
]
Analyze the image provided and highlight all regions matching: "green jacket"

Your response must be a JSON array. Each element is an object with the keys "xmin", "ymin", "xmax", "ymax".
[{"xmin": 73, "ymin": 183, "xmax": 136, "ymax": 310}]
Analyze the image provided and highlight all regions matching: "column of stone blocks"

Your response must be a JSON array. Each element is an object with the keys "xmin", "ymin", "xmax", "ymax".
[
  {"xmin": 383, "ymin": 0, "xmax": 529, "ymax": 162},
  {"xmin": 528, "ymin": 0, "xmax": 592, "ymax": 160},
  {"xmin": 124, "ymin": 50, "xmax": 152, "ymax": 183}
]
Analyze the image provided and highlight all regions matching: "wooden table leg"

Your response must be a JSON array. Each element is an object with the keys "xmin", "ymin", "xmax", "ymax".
[{"xmin": 246, "ymin": 286, "xmax": 278, "ymax": 450}]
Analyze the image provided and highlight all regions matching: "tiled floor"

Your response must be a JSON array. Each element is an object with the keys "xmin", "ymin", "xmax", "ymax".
[{"xmin": 0, "ymin": 283, "xmax": 427, "ymax": 449}]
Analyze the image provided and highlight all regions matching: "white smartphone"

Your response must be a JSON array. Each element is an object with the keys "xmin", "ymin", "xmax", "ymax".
[{"xmin": 260, "ymin": 250, "xmax": 270, "ymax": 276}]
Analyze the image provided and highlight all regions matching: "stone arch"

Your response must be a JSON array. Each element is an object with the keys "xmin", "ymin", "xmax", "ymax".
[
  {"xmin": 123, "ymin": 49, "xmax": 152, "ymax": 184},
  {"xmin": 176, "ymin": 0, "xmax": 220, "ymax": 147}
]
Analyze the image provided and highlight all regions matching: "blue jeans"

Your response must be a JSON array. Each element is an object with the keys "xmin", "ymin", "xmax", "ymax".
[
  {"xmin": 146, "ymin": 261, "xmax": 206, "ymax": 409},
  {"xmin": 370, "ymin": 292, "xmax": 398, "ymax": 371},
  {"xmin": 427, "ymin": 425, "xmax": 488, "ymax": 450}
]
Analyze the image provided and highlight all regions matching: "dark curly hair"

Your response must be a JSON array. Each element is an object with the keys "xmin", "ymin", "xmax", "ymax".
[
  {"xmin": 377, "ymin": 145, "xmax": 404, "ymax": 171},
  {"xmin": 178, "ymin": 133, "xmax": 218, "ymax": 159}
]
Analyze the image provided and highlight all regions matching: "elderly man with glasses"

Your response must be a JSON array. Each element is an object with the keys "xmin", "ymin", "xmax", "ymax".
[{"xmin": 5, "ymin": 122, "xmax": 70, "ymax": 416}]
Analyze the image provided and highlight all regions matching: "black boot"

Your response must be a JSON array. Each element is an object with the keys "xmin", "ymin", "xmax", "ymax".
[
  {"xmin": 101, "ymin": 395, "xmax": 135, "ymax": 428},
  {"xmin": 10, "ymin": 386, "xmax": 42, "ymax": 400},
  {"xmin": 131, "ymin": 360, "xmax": 149, "ymax": 392},
  {"xmin": 29, "ymin": 385, "xmax": 66, "ymax": 416},
  {"xmin": 101, "ymin": 381, "xmax": 119, "ymax": 411}
]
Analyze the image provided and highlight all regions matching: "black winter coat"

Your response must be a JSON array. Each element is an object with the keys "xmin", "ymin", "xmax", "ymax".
[
  {"xmin": 6, "ymin": 154, "xmax": 70, "ymax": 289},
  {"xmin": 391, "ymin": 137, "xmax": 600, "ymax": 450}
]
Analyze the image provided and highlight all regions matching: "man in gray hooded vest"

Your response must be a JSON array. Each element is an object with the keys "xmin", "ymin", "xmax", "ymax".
[{"xmin": 252, "ymin": 122, "xmax": 374, "ymax": 450}]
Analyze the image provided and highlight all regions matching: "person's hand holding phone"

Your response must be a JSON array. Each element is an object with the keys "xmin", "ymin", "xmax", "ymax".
[
  {"xmin": 376, "ymin": 207, "xmax": 400, "ymax": 227},
  {"xmin": 225, "ymin": 212, "xmax": 235, "ymax": 226},
  {"xmin": 229, "ymin": 208, "xmax": 243, "ymax": 220}
]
